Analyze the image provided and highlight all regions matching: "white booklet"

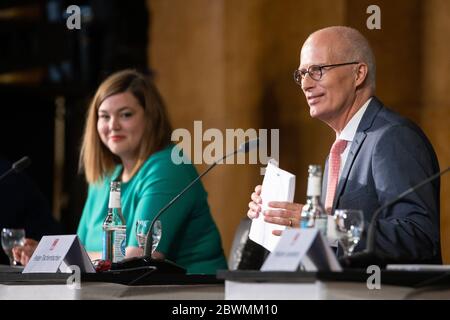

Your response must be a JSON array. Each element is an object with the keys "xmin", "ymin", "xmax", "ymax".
[{"xmin": 249, "ymin": 159, "xmax": 296, "ymax": 252}]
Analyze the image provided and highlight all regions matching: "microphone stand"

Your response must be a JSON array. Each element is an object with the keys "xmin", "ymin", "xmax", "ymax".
[
  {"xmin": 143, "ymin": 149, "xmax": 237, "ymax": 256},
  {"xmin": 111, "ymin": 140, "xmax": 258, "ymax": 277}
]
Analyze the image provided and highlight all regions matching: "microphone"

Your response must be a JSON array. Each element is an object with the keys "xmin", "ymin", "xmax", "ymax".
[
  {"xmin": 143, "ymin": 138, "xmax": 259, "ymax": 256},
  {"xmin": 112, "ymin": 139, "xmax": 259, "ymax": 275},
  {"xmin": 0, "ymin": 156, "xmax": 32, "ymax": 182},
  {"xmin": 339, "ymin": 166, "xmax": 449, "ymax": 268},
  {"xmin": 238, "ymin": 138, "xmax": 259, "ymax": 153}
]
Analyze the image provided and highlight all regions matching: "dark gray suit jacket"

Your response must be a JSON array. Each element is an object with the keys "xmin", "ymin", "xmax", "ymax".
[{"xmin": 322, "ymin": 97, "xmax": 441, "ymax": 263}]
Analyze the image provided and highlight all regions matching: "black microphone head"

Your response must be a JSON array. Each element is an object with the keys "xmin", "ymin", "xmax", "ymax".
[
  {"xmin": 12, "ymin": 156, "xmax": 31, "ymax": 172},
  {"xmin": 238, "ymin": 138, "xmax": 259, "ymax": 153},
  {"xmin": 338, "ymin": 250, "xmax": 383, "ymax": 269}
]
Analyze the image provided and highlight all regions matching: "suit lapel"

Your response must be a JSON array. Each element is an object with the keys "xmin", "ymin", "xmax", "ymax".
[
  {"xmin": 332, "ymin": 132, "xmax": 367, "ymax": 210},
  {"xmin": 332, "ymin": 97, "xmax": 383, "ymax": 211}
]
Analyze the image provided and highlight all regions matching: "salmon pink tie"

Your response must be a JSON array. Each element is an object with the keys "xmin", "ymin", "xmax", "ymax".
[{"xmin": 325, "ymin": 139, "xmax": 348, "ymax": 213}]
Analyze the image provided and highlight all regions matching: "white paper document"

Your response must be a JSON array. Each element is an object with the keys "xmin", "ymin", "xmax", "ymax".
[
  {"xmin": 249, "ymin": 160, "xmax": 296, "ymax": 252},
  {"xmin": 261, "ymin": 228, "xmax": 342, "ymax": 272},
  {"xmin": 23, "ymin": 235, "xmax": 95, "ymax": 273}
]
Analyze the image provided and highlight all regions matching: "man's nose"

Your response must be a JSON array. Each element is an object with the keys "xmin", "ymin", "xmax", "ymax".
[{"xmin": 301, "ymin": 74, "xmax": 315, "ymax": 92}]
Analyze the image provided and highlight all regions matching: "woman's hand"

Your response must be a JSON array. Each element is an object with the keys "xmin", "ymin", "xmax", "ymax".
[
  {"xmin": 12, "ymin": 238, "xmax": 39, "ymax": 266},
  {"xmin": 87, "ymin": 251, "xmax": 102, "ymax": 261},
  {"xmin": 125, "ymin": 247, "xmax": 165, "ymax": 260},
  {"xmin": 247, "ymin": 185, "xmax": 303, "ymax": 236},
  {"xmin": 125, "ymin": 246, "xmax": 143, "ymax": 258}
]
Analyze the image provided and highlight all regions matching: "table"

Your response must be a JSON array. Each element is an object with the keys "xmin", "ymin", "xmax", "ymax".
[
  {"xmin": 0, "ymin": 282, "xmax": 224, "ymax": 300},
  {"xmin": 0, "ymin": 265, "xmax": 224, "ymax": 300},
  {"xmin": 218, "ymin": 270, "xmax": 450, "ymax": 300},
  {"xmin": 2, "ymin": 267, "xmax": 450, "ymax": 300}
]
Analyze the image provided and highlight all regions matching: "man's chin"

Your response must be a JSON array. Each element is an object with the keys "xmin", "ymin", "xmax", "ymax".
[
  {"xmin": 309, "ymin": 106, "xmax": 330, "ymax": 123},
  {"xmin": 309, "ymin": 106, "xmax": 320, "ymax": 118}
]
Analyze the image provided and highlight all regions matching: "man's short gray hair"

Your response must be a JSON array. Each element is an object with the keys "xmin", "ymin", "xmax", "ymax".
[{"xmin": 313, "ymin": 26, "xmax": 376, "ymax": 91}]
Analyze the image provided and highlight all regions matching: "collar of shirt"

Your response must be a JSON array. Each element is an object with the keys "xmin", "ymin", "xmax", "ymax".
[
  {"xmin": 338, "ymin": 97, "xmax": 372, "ymax": 142},
  {"xmin": 336, "ymin": 97, "xmax": 372, "ymax": 177}
]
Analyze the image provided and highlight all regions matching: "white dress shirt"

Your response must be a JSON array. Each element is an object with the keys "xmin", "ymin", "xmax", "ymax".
[
  {"xmin": 326, "ymin": 98, "xmax": 372, "ymax": 247},
  {"xmin": 336, "ymin": 97, "xmax": 372, "ymax": 177}
]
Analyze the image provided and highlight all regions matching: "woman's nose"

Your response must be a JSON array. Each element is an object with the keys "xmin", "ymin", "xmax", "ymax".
[{"xmin": 109, "ymin": 116, "xmax": 121, "ymax": 131}]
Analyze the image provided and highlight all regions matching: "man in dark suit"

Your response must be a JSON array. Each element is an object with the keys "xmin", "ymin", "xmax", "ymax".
[{"xmin": 247, "ymin": 26, "xmax": 441, "ymax": 264}]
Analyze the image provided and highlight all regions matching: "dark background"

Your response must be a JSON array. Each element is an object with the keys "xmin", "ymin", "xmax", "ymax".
[
  {"xmin": 0, "ymin": 0, "xmax": 150, "ymax": 238},
  {"xmin": 1, "ymin": 0, "xmax": 450, "ymax": 263}
]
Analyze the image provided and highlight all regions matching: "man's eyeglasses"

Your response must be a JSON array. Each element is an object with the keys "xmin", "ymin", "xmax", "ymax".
[{"xmin": 293, "ymin": 61, "xmax": 359, "ymax": 84}]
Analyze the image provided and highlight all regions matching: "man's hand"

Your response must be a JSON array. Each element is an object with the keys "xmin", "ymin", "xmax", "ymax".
[{"xmin": 247, "ymin": 185, "xmax": 303, "ymax": 235}]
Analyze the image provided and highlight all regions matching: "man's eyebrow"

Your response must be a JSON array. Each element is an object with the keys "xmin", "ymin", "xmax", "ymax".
[{"xmin": 301, "ymin": 62, "xmax": 327, "ymax": 67}]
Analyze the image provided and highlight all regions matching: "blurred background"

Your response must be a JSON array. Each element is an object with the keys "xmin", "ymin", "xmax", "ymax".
[{"xmin": 0, "ymin": 0, "xmax": 449, "ymax": 263}]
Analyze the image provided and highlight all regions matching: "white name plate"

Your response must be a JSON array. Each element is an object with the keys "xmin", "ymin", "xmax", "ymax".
[
  {"xmin": 23, "ymin": 235, "xmax": 95, "ymax": 273},
  {"xmin": 261, "ymin": 228, "xmax": 342, "ymax": 272}
]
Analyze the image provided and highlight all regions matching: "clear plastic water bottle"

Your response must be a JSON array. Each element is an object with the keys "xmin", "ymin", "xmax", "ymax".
[
  {"xmin": 102, "ymin": 181, "xmax": 126, "ymax": 262},
  {"xmin": 300, "ymin": 165, "xmax": 327, "ymax": 236}
]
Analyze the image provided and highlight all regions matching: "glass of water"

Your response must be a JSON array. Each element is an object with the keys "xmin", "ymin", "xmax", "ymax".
[
  {"xmin": 136, "ymin": 220, "xmax": 162, "ymax": 255},
  {"xmin": 1, "ymin": 228, "xmax": 26, "ymax": 266},
  {"xmin": 333, "ymin": 209, "xmax": 364, "ymax": 257}
]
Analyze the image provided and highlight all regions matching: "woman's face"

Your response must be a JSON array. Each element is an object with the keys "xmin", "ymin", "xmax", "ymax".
[{"xmin": 97, "ymin": 91, "xmax": 146, "ymax": 162}]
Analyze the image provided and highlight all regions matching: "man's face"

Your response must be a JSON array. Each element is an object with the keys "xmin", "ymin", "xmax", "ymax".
[{"xmin": 299, "ymin": 34, "xmax": 357, "ymax": 123}]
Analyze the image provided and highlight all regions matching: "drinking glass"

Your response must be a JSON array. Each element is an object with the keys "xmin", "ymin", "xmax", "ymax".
[
  {"xmin": 136, "ymin": 220, "xmax": 162, "ymax": 255},
  {"xmin": 1, "ymin": 228, "xmax": 26, "ymax": 266},
  {"xmin": 333, "ymin": 209, "xmax": 364, "ymax": 256}
]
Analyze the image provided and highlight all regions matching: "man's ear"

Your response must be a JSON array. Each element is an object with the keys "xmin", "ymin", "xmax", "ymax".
[{"xmin": 355, "ymin": 63, "xmax": 368, "ymax": 87}]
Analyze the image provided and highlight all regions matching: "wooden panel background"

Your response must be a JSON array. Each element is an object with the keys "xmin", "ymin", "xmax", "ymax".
[{"xmin": 147, "ymin": 0, "xmax": 450, "ymax": 262}]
